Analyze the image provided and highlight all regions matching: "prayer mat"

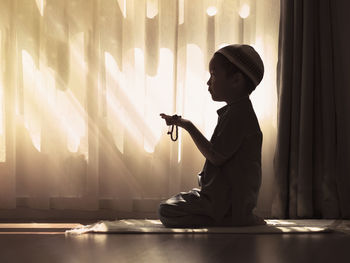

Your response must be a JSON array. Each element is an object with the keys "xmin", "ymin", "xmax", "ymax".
[{"xmin": 66, "ymin": 219, "xmax": 350, "ymax": 235}]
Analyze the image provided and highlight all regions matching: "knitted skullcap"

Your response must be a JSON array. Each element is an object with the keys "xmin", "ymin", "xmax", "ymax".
[{"xmin": 215, "ymin": 44, "xmax": 264, "ymax": 87}]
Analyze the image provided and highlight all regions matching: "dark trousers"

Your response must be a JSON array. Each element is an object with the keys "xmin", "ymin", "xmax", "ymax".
[{"xmin": 158, "ymin": 189, "xmax": 230, "ymax": 228}]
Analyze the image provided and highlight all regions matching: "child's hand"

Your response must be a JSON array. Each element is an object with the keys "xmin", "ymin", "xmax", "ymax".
[{"xmin": 160, "ymin": 113, "xmax": 190, "ymax": 129}]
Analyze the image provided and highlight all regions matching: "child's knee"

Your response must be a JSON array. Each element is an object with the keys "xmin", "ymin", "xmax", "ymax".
[
  {"xmin": 158, "ymin": 202, "xmax": 172, "ymax": 218},
  {"xmin": 158, "ymin": 204, "xmax": 173, "ymax": 227}
]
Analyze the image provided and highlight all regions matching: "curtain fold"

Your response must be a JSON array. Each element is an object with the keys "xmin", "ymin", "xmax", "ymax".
[{"xmin": 272, "ymin": 0, "xmax": 350, "ymax": 219}]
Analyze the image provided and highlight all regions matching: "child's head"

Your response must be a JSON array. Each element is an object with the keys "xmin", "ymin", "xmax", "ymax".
[{"xmin": 207, "ymin": 44, "xmax": 264, "ymax": 102}]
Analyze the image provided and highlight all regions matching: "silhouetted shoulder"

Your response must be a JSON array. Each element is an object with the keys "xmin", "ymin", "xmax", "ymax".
[{"xmin": 222, "ymin": 97, "xmax": 261, "ymax": 135}]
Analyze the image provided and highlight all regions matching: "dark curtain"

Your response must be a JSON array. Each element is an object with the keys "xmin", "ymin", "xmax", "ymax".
[{"xmin": 272, "ymin": 0, "xmax": 350, "ymax": 219}]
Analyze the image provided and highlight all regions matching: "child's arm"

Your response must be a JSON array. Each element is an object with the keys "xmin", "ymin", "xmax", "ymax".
[{"xmin": 160, "ymin": 113, "xmax": 226, "ymax": 166}]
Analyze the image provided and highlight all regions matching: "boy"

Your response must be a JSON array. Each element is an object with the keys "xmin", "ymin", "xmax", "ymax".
[{"xmin": 159, "ymin": 44, "xmax": 265, "ymax": 227}]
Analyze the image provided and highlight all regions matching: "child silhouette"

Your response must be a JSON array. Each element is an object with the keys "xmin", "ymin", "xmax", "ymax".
[{"xmin": 160, "ymin": 44, "xmax": 265, "ymax": 227}]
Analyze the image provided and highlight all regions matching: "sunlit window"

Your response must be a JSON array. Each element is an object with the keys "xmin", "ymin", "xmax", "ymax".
[{"xmin": 0, "ymin": 0, "xmax": 279, "ymax": 212}]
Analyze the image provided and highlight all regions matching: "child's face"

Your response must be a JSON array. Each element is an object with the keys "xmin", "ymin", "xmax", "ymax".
[{"xmin": 207, "ymin": 55, "xmax": 234, "ymax": 102}]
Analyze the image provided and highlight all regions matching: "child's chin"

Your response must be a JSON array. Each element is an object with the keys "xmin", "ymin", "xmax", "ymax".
[
  {"xmin": 210, "ymin": 94, "xmax": 218, "ymax": 101},
  {"xmin": 211, "ymin": 96, "xmax": 222, "ymax": 102}
]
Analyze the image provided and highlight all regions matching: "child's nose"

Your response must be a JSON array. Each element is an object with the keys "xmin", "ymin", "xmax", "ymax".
[{"xmin": 207, "ymin": 78, "xmax": 211, "ymax": 86}]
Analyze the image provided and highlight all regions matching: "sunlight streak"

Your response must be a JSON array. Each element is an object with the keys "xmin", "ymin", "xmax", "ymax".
[
  {"xmin": 121, "ymin": 220, "xmax": 134, "ymax": 225},
  {"xmin": 104, "ymin": 51, "xmax": 159, "ymax": 153},
  {"xmin": 57, "ymin": 90, "xmax": 86, "ymax": 153},
  {"xmin": 265, "ymin": 220, "xmax": 296, "ymax": 225},
  {"xmin": 145, "ymin": 219, "xmax": 162, "ymax": 225},
  {"xmin": 104, "ymin": 52, "xmax": 125, "ymax": 153},
  {"xmin": 250, "ymin": 36, "xmax": 277, "ymax": 125},
  {"xmin": 116, "ymin": 0, "xmax": 126, "ymax": 18},
  {"xmin": 65, "ymin": 32, "xmax": 88, "ymax": 154},
  {"xmin": 35, "ymin": 0, "xmax": 45, "ymax": 16},
  {"xmin": 185, "ymin": 44, "xmax": 205, "ymax": 122},
  {"xmin": 21, "ymin": 50, "xmax": 42, "ymax": 151},
  {"xmin": 185, "ymin": 44, "xmax": 219, "ymax": 140},
  {"xmin": 145, "ymin": 48, "xmax": 174, "ymax": 153},
  {"xmin": 133, "ymin": 48, "xmax": 145, "ymax": 118},
  {"xmin": 21, "ymin": 49, "xmax": 87, "ymax": 155},
  {"xmin": 105, "ymin": 52, "xmax": 143, "ymax": 148},
  {"xmin": 178, "ymin": 0, "xmax": 184, "ymax": 25},
  {"xmin": 106, "ymin": 91, "xmax": 144, "ymax": 149}
]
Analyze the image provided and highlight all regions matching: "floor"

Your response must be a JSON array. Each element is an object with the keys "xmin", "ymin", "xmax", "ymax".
[{"xmin": 0, "ymin": 223, "xmax": 349, "ymax": 263}]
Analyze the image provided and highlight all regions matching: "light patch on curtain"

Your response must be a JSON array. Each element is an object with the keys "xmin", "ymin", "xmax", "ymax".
[
  {"xmin": 251, "ymin": 36, "xmax": 277, "ymax": 126},
  {"xmin": 105, "ymin": 47, "xmax": 174, "ymax": 154},
  {"xmin": 116, "ymin": 0, "xmax": 127, "ymax": 18},
  {"xmin": 65, "ymin": 32, "xmax": 88, "ymax": 156},
  {"xmin": 145, "ymin": 48, "xmax": 174, "ymax": 153},
  {"xmin": 206, "ymin": 0, "xmax": 218, "ymax": 17},
  {"xmin": 146, "ymin": 0, "xmax": 158, "ymax": 19},
  {"xmin": 35, "ymin": 0, "xmax": 45, "ymax": 16},
  {"xmin": 238, "ymin": 0, "xmax": 251, "ymax": 19},
  {"xmin": 178, "ymin": 0, "xmax": 185, "ymax": 25},
  {"xmin": 57, "ymin": 90, "xmax": 86, "ymax": 153},
  {"xmin": 133, "ymin": 48, "xmax": 146, "ymax": 119},
  {"xmin": 206, "ymin": 6, "xmax": 217, "ymax": 17},
  {"xmin": 186, "ymin": 44, "xmax": 222, "ymax": 139},
  {"xmin": 185, "ymin": 44, "xmax": 205, "ymax": 122},
  {"xmin": 21, "ymin": 49, "xmax": 86, "ymax": 155},
  {"xmin": 105, "ymin": 52, "xmax": 126, "ymax": 154},
  {"xmin": 105, "ymin": 51, "xmax": 161, "ymax": 154},
  {"xmin": 21, "ymin": 50, "xmax": 42, "ymax": 152}
]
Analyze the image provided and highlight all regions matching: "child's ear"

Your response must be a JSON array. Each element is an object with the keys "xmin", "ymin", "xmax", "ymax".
[{"xmin": 231, "ymin": 72, "xmax": 244, "ymax": 84}]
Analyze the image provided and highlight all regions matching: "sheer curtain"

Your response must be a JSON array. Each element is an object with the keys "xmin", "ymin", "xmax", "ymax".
[{"xmin": 0, "ymin": 0, "xmax": 279, "ymax": 217}]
